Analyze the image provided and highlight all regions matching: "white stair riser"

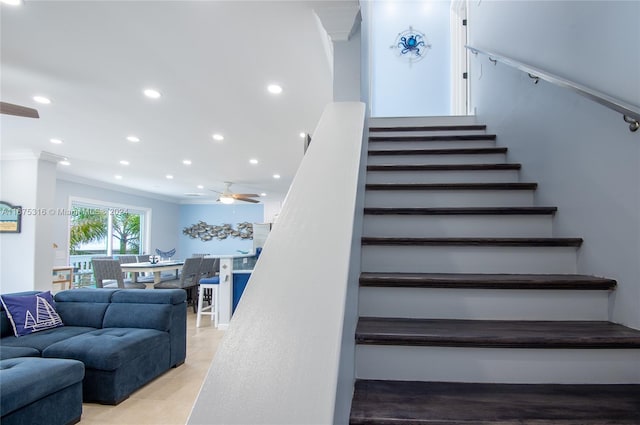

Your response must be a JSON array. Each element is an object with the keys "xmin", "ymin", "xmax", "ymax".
[
  {"xmin": 361, "ymin": 246, "xmax": 578, "ymax": 274},
  {"xmin": 366, "ymin": 169, "xmax": 519, "ymax": 184},
  {"xmin": 365, "ymin": 190, "xmax": 534, "ymax": 208},
  {"xmin": 369, "ymin": 130, "xmax": 487, "ymax": 139},
  {"xmin": 355, "ymin": 346, "xmax": 640, "ymax": 384},
  {"xmin": 369, "ymin": 116, "xmax": 478, "ymax": 127},
  {"xmin": 368, "ymin": 140, "xmax": 495, "ymax": 149},
  {"xmin": 368, "ymin": 153, "xmax": 506, "ymax": 165},
  {"xmin": 358, "ymin": 287, "xmax": 609, "ymax": 321},
  {"xmin": 362, "ymin": 215, "xmax": 551, "ymax": 238}
]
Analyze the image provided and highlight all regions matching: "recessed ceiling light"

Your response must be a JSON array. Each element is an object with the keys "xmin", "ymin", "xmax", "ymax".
[
  {"xmin": 299, "ymin": 132, "xmax": 307, "ymax": 138},
  {"xmin": 119, "ymin": 160, "xmax": 130, "ymax": 166},
  {"xmin": 126, "ymin": 135, "xmax": 140, "ymax": 142},
  {"xmin": 1, "ymin": 0, "xmax": 23, "ymax": 6},
  {"xmin": 50, "ymin": 138, "xmax": 63, "ymax": 144},
  {"xmin": 267, "ymin": 84, "xmax": 283, "ymax": 94},
  {"xmin": 273, "ymin": 174, "xmax": 281, "ymax": 179},
  {"xmin": 182, "ymin": 159, "xmax": 192, "ymax": 165},
  {"xmin": 260, "ymin": 192, "xmax": 267, "ymax": 197},
  {"xmin": 166, "ymin": 174, "xmax": 174, "ymax": 180},
  {"xmin": 33, "ymin": 96, "xmax": 51, "ymax": 104},
  {"xmin": 249, "ymin": 158, "xmax": 258, "ymax": 165},
  {"xmin": 212, "ymin": 134, "xmax": 224, "ymax": 141},
  {"xmin": 114, "ymin": 175, "xmax": 123, "ymax": 180},
  {"xmin": 196, "ymin": 185, "xmax": 204, "ymax": 189},
  {"xmin": 143, "ymin": 88, "xmax": 161, "ymax": 99},
  {"xmin": 59, "ymin": 160, "xmax": 71, "ymax": 166}
]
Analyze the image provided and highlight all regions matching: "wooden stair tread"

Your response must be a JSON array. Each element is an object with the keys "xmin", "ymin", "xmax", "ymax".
[
  {"xmin": 369, "ymin": 147, "xmax": 506, "ymax": 155},
  {"xmin": 366, "ymin": 182, "xmax": 537, "ymax": 190},
  {"xmin": 369, "ymin": 124, "xmax": 487, "ymax": 132},
  {"xmin": 355, "ymin": 317, "xmax": 640, "ymax": 348},
  {"xmin": 364, "ymin": 207, "xmax": 557, "ymax": 215},
  {"xmin": 359, "ymin": 272, "xmax": 616, "ymax": 290},
  {"xmin": 367, "ymin": 163, "xmax": 521, "ymax": 171},
  {"xmin": 361, "ymin": 237, "xmax": 583, "ymax": 247},
  {"xmin": 350, "ymin": 380, "xmax": 640, "ymax": 424},
  {"xmin": 369, "ymin": 134, "xmax": 496, "ymax": 142}
]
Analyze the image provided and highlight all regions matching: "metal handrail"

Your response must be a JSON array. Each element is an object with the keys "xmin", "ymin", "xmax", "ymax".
[{"xmin": 466, "ymin": 45, "xmax": 640, "ymax": 132}]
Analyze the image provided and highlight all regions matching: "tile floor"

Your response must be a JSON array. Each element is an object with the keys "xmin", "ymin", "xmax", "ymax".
[{"xmin": 79, "ymin": 310, "xmax": 225, "ymax": 424}]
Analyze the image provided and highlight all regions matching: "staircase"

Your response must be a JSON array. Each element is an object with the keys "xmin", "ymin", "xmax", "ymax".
[{"xmin": 349, "ymin": 116, "xmax": 640, "ymax": 424}]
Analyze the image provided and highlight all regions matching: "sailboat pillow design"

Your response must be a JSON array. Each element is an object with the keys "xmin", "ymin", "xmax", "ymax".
[{"xmin": 0, "ymin": 291, "xmax": 64, "ymax": 337}]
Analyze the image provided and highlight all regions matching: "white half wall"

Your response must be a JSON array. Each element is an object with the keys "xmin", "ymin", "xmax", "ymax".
[{"xmin": 187, "ymin": 102, "xmax": 366, "ymax": 425}]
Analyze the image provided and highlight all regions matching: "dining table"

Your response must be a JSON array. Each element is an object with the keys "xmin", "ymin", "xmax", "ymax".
[{"xmin": 120, "ymin": 260, "xmax": 184, "ymax": 284}]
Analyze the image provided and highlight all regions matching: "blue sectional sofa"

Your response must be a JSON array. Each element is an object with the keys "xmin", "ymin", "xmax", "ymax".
[{"xmin": 0, "ymin": 288, "xmax": 187, "ymax": 423}]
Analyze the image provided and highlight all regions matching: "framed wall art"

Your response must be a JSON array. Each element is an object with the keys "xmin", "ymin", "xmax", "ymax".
[{"xmin": 0, "ymin": 201, "xmax": 21, "ymax": 233}]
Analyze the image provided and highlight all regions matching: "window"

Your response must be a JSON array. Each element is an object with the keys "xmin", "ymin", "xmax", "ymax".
[{"xmin": 69, "ymin": 200, "xmax": 149, "ymax": 256}]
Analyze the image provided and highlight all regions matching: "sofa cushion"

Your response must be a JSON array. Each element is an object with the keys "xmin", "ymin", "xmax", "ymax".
[
  {"xmin": 54, "ymin": 288, "xmax": 117, "ymax": 303},
  {"xmin": 0, "ymin": 291, "xmax": 63, "ymax": 337},
  {"xmin": 110, "ymin": 288, "xmax": 186, "ymax": 305},
  {"xmin": 0, "ymin": 357, "xmax": 84, "ymax": 417},
  {"xmin": 1, "ymin": 292, "xmax": 41, "ymax": 338},
  {"xmin": 0, "ymin": 345, "xmax": 40, "ymax": 360},
  {"xmin": 42, "ymin": 328, "xmax": 169, "ymax": 371},
  {"xmin": 103, "ymin": 303, "xmax": 172, "ymax": 331},
  {"xmin": 0, "ymin": 326, "xmax": 96, "ymax": 352},
  {"xmin": 55, "ymin": 301, "xmax": 109, "ymax": 329}
]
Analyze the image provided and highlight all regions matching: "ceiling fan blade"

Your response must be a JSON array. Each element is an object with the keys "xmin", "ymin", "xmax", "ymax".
[
  {"xmin": 233, "ymin": 193, "xmax": 260, "ymax": 198},
  {"xmin": 0, "ymin": 102, "xmax": 39, "ymax": 118},
  {"xmin": 234, "ymin": 196, "xmax": 260, "ymax": 203}
]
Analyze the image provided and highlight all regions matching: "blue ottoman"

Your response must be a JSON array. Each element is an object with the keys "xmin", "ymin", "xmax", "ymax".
[{"xmin": 0, "ymin": 357, "xmax": 84, "ymax": 425}]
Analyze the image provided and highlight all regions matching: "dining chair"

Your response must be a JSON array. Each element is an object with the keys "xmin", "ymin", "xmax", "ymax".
[
  {"xmin": 117, "ymin": 255, "xmax": 139, "ymax": 282},
  {"xmin": 197, "ymin": 257, "xmax": 218, "ymax": 280},
  {"xmin": 91, "ymin": 258, "xmax": 146, "ymax": 289},
  {"xmin": 154, "ymin": 257, "xmax": 202, "ymax": 311}
]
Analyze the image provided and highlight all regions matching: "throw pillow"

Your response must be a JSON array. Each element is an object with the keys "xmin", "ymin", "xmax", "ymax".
[{"xmin": 0, "ymin": 291, "xmax": 64, "ymax": 337}]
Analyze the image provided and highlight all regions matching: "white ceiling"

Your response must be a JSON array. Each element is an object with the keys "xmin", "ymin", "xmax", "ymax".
[{"xmin": 0, "ymin": 0, "xmax": 351, "ymax": 204}]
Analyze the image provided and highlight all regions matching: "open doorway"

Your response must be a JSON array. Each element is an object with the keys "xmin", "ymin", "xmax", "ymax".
[{"xmin": 369, "ymin": 0, "xmax": 468, "ymax": 117}]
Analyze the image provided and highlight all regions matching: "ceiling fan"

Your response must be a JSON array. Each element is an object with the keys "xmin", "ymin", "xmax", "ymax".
[
  {"xmin": 0, "ymin": 101, "xmax": 39, "ymax": 118},
  {"xmin": 212, "ymin": 182, "xmax": 260, "ymax": 204}
]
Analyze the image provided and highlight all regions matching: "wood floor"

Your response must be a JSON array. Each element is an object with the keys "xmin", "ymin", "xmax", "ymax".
[
  {"xmin": 79, "ymin": 310, "xmax": 224, "ymax": 424},
  {"xmin": 351, "ymin": 380, "xmax": 640, "ymax": 424}
]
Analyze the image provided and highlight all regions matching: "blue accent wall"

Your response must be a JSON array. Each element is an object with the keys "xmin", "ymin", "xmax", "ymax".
[{"xmin": 179, "ymin": 203, "xmax": 264, "ymax": 256}]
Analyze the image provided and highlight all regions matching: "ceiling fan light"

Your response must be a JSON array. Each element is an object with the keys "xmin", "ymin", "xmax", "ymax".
[{"xmin": 220, "ymin": 196, "xmax": 235, "ymax": 204}]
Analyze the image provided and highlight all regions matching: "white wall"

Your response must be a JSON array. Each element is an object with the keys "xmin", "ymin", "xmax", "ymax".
[
  {"xmin": 371, "ymin": 0, "xmax": 452, "ymax": 117},
  {"xmin": 468, "ymin": 0, "xmax": 640, "ymax": 328},
  {"xmin": 54, "ymin": 178, "xmax": 180, "ymax": 260},
  {"xmin": 0, "ymin": 155, "xmax": 57, "ymax": 293},
  {"xmin": 469, "ymin": 0, "xmax": 640, "ymax": 106},
  {"xmin": 188, "ymin": 102, "xmax": 366, "ymax": 425},
  {"xmin": 334, "ymin": 21, "xmax": 362, "ymax": 102}
]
